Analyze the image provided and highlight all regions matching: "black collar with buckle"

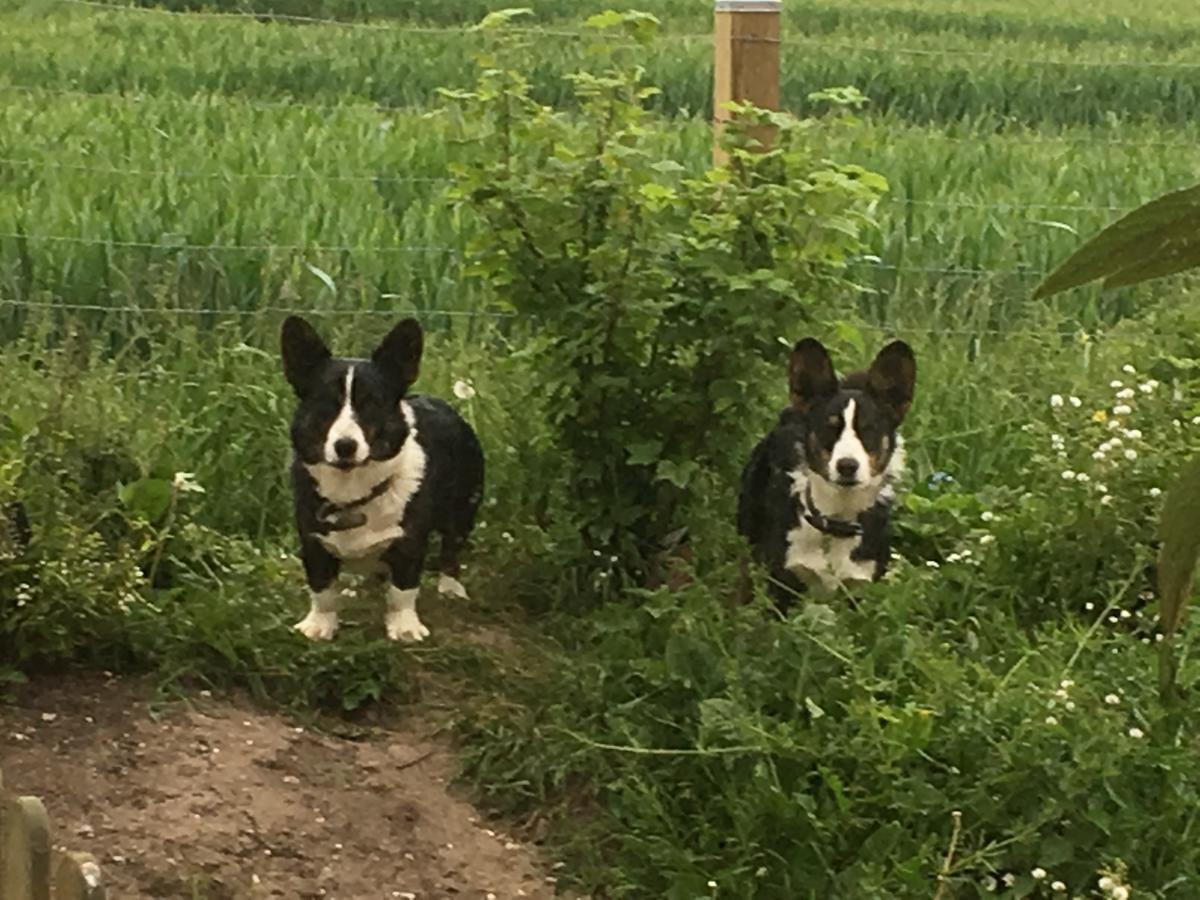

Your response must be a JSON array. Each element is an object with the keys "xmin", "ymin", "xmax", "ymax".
[
  {"xmin": 317, "ymin": 475, "xmax": 394, "ymax": 532},
  {"xmin": 803, "ymin": 484, "xmax": 864, "ymax": 538}
]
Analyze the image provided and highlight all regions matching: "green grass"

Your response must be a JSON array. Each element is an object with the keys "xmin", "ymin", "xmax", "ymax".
[{"xmin": 4, "ymin": 0, "xmax": 1200, "ymax": 895}]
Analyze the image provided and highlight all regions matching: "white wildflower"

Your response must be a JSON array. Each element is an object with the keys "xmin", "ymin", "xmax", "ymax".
[
  {"xmin": 981, "ymin": 875, "xmax": 997, "ymax": 892},
  {"xmin": 1121, "ymin": 365, "xmax": 1136, "ymax": 375},
  {"xmin": 1105, "ymin": 693, "xmax": 1121, "ymax": 705},
  {"xmin": 1149, "ymin": 487, "xmax": 1162, "ymax": 498},
  {"xmin": 1049, "ymin": 394, "xmax": 1064, "ymax": 408},
  {"xmin": 926, "ymin": 560, "xmax": 940, "ymax": 569},
  {"xmin": 981, "ymin": 511, "xmax": 995, "ymax": 522},
  {"xmin": 452, "ymin": 379, "xmax": 477, "ymax": 400},
  {"xmin": 1092, "ymin": 451, "xmax": 1105, "ymax": 461},
  {"xmin": 1076, "ymin": 473, "xmax": 1090, "ymax": 483},
  {"xmin": 1096, "ymin": 484, "xmax": 1108, "ymax": 493},
  {"xmin": 1051, "ymin": 881, "xmax": 1066, "ymax": 892},
  {"xmin": 1192, "ymin": 416, "xmax": 1200, "ymax": 425},
  {"xmin": 1123, "ymin": 429, "xmax": 1142, "ymax": 440},
  {"xmin": 1113, "ymin": 404, "xmax": 1132, "ymax": 416},
  {"xmin": 1107, "ymin": 419, "xmax": 1121, "ymax": 430},
  {"xmin": 1115, "ymin": 388, "xmax": 1135, "ymax": 400},
  {"xmin": 1112, "ymin": 888, "xmax": 1130, "ymax": 900},
  {"xmin": 1139, "ymin": 382, "xmax": 1155, "ymax": 394},
  {"xmin": 1060, "ymin": 679, "xmax": 1074, "ymax": 688},
  {"xmin": 1099, "ymin": 876, "xmax": 1116, "ymax": 891},
  {"xmin": 979, "ymin": 534, "xmax": 995, "ymax": 545},
  {"xmin": 1031, "ymin": 867, "xmax": 1047, "ymax": 880},
  {"xmin": 1100, "ymin": 495, "xmax": 1114, "ymax": 506},
  {"xmin": 1003, "ymin": 874, "xmax": 1016, "ymax": 887},
  {"xmin": 1084, "ymin": 602, "xmax": 1095, "ymax": 611},
  {"xmin": 1110, "ymin": 380, "xmax": 1124, "ymax": 388},
  {"xmin": 1128, "ymin": 727, "xmax": 1144, "ymax": 739},
  {"xmin": 1045, "ymin": 715, "xmax": 1058, "ymax": 726},
  {"xmin": 172, "ymin": 471, "xmax": 205, "ymax": 494},
  {"xmin": 1061, "ymin": 470, "xmax": 1076, "ymax": 481},
  {"xmin": 1124, "ymin": 449, "xmax": 1138, "ymax": 461}
]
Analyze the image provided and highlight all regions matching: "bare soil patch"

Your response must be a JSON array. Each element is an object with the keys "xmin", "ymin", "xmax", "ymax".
[{"xmin": 0, "ymin": 674, "xmax": 561, "ymax": 899}]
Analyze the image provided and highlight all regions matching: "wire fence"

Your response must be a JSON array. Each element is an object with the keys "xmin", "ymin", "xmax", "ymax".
[
  {"xmin": 0, "ymin": 296, "xmax": 1087, "ymax": 339},
  {"xmin": 53, "ymin": 0, "xmax": 1200, "ymax": 70}
]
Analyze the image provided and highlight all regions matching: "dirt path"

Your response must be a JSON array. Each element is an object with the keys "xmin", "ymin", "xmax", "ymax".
[{"xmin": 0, "ymin": 675, "xmax": 561, "ymax": 899}]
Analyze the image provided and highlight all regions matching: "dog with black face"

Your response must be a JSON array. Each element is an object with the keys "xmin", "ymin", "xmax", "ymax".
[
  {"xmin": 281, "ymin": 316, "xmax": 484, "ymax": 643},
  {"xmin": 737, "ymin": 337, "xmax": 916, "ymax": 607}
]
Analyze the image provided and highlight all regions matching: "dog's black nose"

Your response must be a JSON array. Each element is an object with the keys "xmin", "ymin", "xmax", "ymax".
[
  {"xmin": 333, "ymin": 438, "xmax": 358, "ymax": 460},
  {"xmin": 835, "ymin": 457, "xmax": 860, "ymax": 480}
]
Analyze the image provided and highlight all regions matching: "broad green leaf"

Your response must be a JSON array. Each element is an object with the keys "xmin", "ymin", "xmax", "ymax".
[
  {"xmin": 626, "ymin": 439, "xmax": 663, "ymax": 466},
  {"xmin": 117, "ymin": 478, "xmax": 174, "ymax": 523},
  {"xmin": 1158, "ymin": 453, "xmax": 1200, "ymax": 638},
  {"xmin": 473, "ymin": 8, "xmax": 533, "ymax": 31},
  {"xmin": 1034, "ymin": 183, "xmax": 1200, "ymax": 298}
]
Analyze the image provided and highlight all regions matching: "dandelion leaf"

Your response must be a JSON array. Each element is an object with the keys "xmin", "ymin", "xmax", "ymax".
[
  {"xmin": 1158, "ymin": 453, "xmax": 1200, "ymax": 637},
  {"xmin": 1034, "ymin": 183, "xmax": 1200, "ymax": 299}
]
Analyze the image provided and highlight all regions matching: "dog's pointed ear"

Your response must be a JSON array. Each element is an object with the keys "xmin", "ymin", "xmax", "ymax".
[
  {"xmin": 865, "ymin": 340, "xmax": 916, "ymax": 423},
  {"xmin": 372, "ymin": 317, "xmax": 423, "ymax": 389},
  {"xmin": 280, "ymin": 316, "xmax": 331, "ymax": 397},
  {"xmin": 788, "ymin": 338, "xmax": 838, "ymax": 412}
]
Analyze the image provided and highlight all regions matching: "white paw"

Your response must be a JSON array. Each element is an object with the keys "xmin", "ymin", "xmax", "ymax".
[
  {"xmin": 437, "ymin": 574, "xmax": 470, "ymax": 600},
  {"xmin": 295, "ymin": 610, "xmax": 338, "ymax": 641},
  {"xmin": 386, "ymin": 610, "xmax": 430, "ymax": 643}
]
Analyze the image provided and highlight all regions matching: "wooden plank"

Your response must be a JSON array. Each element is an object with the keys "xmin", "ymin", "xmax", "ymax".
[
  {"xmin": 2, "ymin": 794, "xmax": 52, "ymax": 900},
  {"xmin": 713, "ymin": 0, "xmax": 782, "ymax": 165},
  {"xmin": 52, "ymin": 850, "xmax": 107, "ymax": 900}
]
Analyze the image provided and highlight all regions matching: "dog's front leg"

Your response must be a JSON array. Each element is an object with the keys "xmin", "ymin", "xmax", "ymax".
[
  {"xmin": 295, "ymin": 539, "xmax": 342, "ymax": 641},
  {"xmin": 382, "ymin": 539, "xmax": 430, "ymax": 643}
]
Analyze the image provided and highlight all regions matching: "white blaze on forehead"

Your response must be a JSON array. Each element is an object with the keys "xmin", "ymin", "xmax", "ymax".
[
  {"xmin": 323, "ymin": 366, "xmax": 368, "ymax": 465},
  {"xmin": 830, "ymin": 398, "xmax": 870, "ymax": 480}
]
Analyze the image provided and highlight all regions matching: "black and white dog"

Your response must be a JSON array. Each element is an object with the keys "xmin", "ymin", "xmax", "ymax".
[
  {"xmin": 737, "ymin": 337, "xmax": 916, "ymax": 606},
  {"xmin": 280, "ymin": 316, "xmax": 484, "ymax": 643}
]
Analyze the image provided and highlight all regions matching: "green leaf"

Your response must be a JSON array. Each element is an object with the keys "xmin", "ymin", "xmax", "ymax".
[
  {"xmin": 1158, "ymin": 453, "xmax": 1200, "ymax": 638},
  {"xmin": 804, "ymin": 696, "xmax": 826, "ymax": 720},
  {"xmin": 306, "ymin": 263, "xmax": 337, "ymax": 295},
  {"xmin": 1034, "ymin": 183, "xmax": 1200, "ymax": 298},
  {"xmin": 117, "ymin": 478, "xmax": 174, "ymax": 523},
  {"xmin": 626, "ymin": 439, "xmax": 663, "ymax": 466},
  {"xmin": 473, "ymin": 8, "xmax": 534, "ymax": 31},
  {"xmin": 656, "ymin": 459, "xmax": 698, "ymax": 489}
]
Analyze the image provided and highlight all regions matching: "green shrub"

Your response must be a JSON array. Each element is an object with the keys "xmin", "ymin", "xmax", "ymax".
[{"xmin": 440, "ymin": 13, "xmax": 886, "ymax": 582}]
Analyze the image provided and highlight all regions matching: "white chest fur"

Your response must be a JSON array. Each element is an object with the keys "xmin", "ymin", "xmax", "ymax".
[
  {"xmin": 783, "ymin": 437, "xmax": 905, "ymax": 591},
  {"xmin": 305, "ymin": 401, "xmax": 428, "ymax": 561}
]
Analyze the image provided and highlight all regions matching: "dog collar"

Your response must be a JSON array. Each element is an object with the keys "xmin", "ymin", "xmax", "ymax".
[
  {"xmin": 803, "ymin": 485, "xmax": 864, "ymax": 539},
  {"xmin": 317, "ymin": 475, "xmax": 394, "ymax": 532}
]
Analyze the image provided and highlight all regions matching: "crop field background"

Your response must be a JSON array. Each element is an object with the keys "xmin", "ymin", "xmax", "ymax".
[{"xmin": 3, "ymin": 0, "xmax": 1200, "ymax": 897}]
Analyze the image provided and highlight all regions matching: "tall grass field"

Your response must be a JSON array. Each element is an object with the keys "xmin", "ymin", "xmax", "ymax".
[{"xmin": 2, "ymin": 0, "xmax": 1200, "ymax": 896}]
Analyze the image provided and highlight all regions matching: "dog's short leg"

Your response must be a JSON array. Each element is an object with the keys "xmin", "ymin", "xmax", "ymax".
[
  {"xmin": 295, "ymin": 541, "xmax": 341, "ymax": 640},
  {"xmin": 383, "ymin": 542, "xmax": 429, "ymax": 642},
  {"xmin": 436, "ymin": 533, "xmax": 470, "ymax": 600}
]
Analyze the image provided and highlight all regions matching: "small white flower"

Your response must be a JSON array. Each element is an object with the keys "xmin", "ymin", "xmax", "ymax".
[
  {"xmin": 979, "ymin": 534, "xmax": 995, "ymax": 545},
  {"xmin": 1105, "ymin": 693, "xmax": 1121, "ymax": 705},
  {"xmin": 1085, "ymin": 602, "xmax": 1095, "ymax": 611},
  {"xmin": 1065, "ymin": 700, "xmax": 1076, "ymax": 711},
  {"xmin": 1061, "ymin": 470, "xmax": 1076, "ymax": 481},
  {"xmin": 1107, "ymin": 419, "xmax": 1121, "ymax": 430},
  {"xmin": 1003, "ymin": 874, "xmax": 1016, "ymax": 887},
  {"xmin": 1128, "ymin": 727, "xmax": 1145, "ymax": 739},
  {"xmin": 1092, "ymin": 451, "xmax": 1106, "ymax": 461},
  {"xmin": 1054, "ymin": 688, "xmax": 1070, "ymax": 700},
  {"xmin": 1149, "ymin": 487, "xmax": 1162, "ymax": 498},
  {"xmin": 1123, "ymin": 429, "xmax": 1143, "ymax": 440},
  {"xmin": 452, "ymin": 378, "xmax": 477, "ymax": 400},
  {"xmin": 501, "ymin": 531, "xmax": 515, "ymax": 543},
  {"xmin": 1124, "ymin": 449, "xmax": 1138, "ymax": 461},
  {"xmin": 172, "ymin": 471, "xmax": 205, "ymax": 494},
  {"xmin": 1031, "ymin": 867, "xmax": 1047, "ymax": 880},
  {"xmin": 1110, "ymin": 380, "xmax": 1124, "ymax": 388},
  {"xmin": 1112, "ymin": 887, "xmax": 1130, "ymax": 900},
  {"xmin": 1192, "ymin": 416, "xmax": 1200, "ymax": 426},
  {"xmin": 1051, "ymin": 881, "xmax": 1066, "ymax": 892},
  {"xmin": 1076, "ymin": 473, "xmax": 1090, "ymax": 483},
  {"xmin": 1113, "ymin": 404, "xmax": 1132, "ymax": 416},
  {"xmin": 1068, "ymin": 395, "xmax": 1082, "ymax": 407},
  {"xmin": 981, "ymin": 875, "xmax": 997, "ymax": 892},
  {"xmin": 1116, "ymin": 388, "xmax": 1135, "ymax": 400},
  {"xmin": 947, "ymin": 553, "xmax": 962, "ymax": 564},
  {"xmin": 1099, "ymin": 876, "xmax": 1116, "ymax": 891},
  {"xmin": 1121, "ymin": 365, "xmax": 1136, "ymax": 375},
  {"xmin": 1045, "ymin": 715, "xmax": 1058, "ymax": 725},
  {"xmin": 1097, "ymin": 484, "xmax": 1108, "ymax": 494},
  {"xmin": 1174, "ymin": 419, "xmax": 1183, "ymax": 428},
  {"xmin": 980, "ymin": 511, "xmax": 996, "ymax": 522},
  {"xmin": 1049, "ymin": 394, "xmax": 1064, "ymax": 408},
  {"xmin": 1100, "ymin": 495, "xmax": 1114, "ymax": 506},
  {"xmin": 707, "ymin": 881, "xmax": 717, "ymax": 889},
  {"xmin": 926, "ymin": 560, "xmax": 940, "ymax": 569}
]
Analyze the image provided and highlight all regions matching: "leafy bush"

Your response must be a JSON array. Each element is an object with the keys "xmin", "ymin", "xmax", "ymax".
[{"xmin": 440, "ymin": 12, "xmax": 886, "ymax": 580}]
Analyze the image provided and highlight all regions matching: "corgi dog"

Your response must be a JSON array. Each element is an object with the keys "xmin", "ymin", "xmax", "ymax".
[
  {"xmin": 280, "ymin": 316, "xmax": 484, "ymax": 643},
  {"xmin": 737, "ymin": 337, "xmax": 915, "ymax": 607}
]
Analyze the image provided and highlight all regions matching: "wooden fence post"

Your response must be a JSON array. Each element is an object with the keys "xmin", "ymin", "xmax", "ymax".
[
  {"xmin": 712, "ymin": 0, "xmax": 782, "ymax": 166},
  {"xmin": 0, "ymin": 769, "xmax": 106, "ymax": 900}
]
